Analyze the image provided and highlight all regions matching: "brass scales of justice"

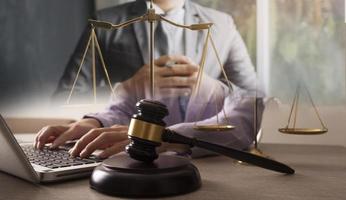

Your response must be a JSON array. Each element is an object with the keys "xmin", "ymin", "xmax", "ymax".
[{"xmin": 65, "ymin": 0, "xmax": 236, "ymax": 132}]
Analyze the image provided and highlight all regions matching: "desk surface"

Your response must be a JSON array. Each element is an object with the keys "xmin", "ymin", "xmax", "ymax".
[{"xmin": 0, "ymin": 143, "xmax": 345, "ymax": 200}]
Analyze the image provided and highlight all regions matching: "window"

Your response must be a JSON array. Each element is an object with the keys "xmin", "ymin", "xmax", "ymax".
[
  {"xmin": 259, "ymin": 0, "xmax": 346, "ymax": 105},
  {"xmin": 192, "ymin": 0, "xmax": 257, "ymax": 66},
  {"xmin": 196, "ymin": 0, "xmax": 346, "ymax": 105}
]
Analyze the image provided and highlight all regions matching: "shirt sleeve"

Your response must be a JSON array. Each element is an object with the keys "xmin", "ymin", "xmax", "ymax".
[
  {"xmin": 83, "ymin": 83, "xmax": 138, "ymax": 127},
  {"xmin": 171, "ymin": 14, "xmax": 263, "ymax": 157},
  {"xmin": 168, "ymin": 85, "xmax": 264, "ymax": 157}
]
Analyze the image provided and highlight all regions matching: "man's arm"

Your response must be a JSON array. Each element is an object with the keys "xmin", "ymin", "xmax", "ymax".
[
  {"xmin": 168, "ymin": 86, "xmax": 264, "ymax": 157},
  {"xmin": 86, "ymin": 73, "xmax": 263, "ymax": 157},
  {"xmin": 84, "ymin": 83, "xmax": 137, "ymax": 127},
  {"xmin": 170, "ymin": 14, "xmax": 262, "ymax": 157}
]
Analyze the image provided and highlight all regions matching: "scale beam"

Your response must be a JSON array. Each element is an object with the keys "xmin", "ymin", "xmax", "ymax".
[
  {"xmin": 88, "ymin": 16, "xmax": 144, "ymax": 30},
  {"xmin": 88, "ymin": 15, "xmax": 213, "ymax": 31}
]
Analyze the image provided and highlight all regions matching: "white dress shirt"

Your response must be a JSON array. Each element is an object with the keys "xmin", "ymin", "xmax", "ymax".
[{"xmin": 146, "ymin": 1, "xmax": 186, "ymax": 57}]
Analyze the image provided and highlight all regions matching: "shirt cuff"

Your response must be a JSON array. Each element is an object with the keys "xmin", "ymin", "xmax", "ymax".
[{"xmin": 83, "ymin": 112, "xmax": 113, "ymax": 128}]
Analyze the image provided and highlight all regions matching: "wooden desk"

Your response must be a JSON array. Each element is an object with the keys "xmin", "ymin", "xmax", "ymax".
[{"xmin": 0, "ymin": 144, "xmax": 345, "ymax": 200}]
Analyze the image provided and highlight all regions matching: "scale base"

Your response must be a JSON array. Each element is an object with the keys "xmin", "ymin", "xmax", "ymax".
[
  {"xmin": 236, "ymin": 147, "xmax": 271, "ymax": 165},
  {"xmin": 193, "ymin": 124, "xmax": 235, "ymax": 131},
  {"xmin": 90, "ymin": 154, "xmax": 201, "ymax": 197}
]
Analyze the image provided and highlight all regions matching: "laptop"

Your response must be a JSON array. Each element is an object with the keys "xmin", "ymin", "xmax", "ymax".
[{"xmin": 0, "ymin": 115, "xmax": 103, "ymax": 183}]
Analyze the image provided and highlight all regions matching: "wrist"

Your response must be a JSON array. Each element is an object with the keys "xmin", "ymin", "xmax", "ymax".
[{"xmin": 79, "ymin": 118, "xmax": 102, "ymax": 128}]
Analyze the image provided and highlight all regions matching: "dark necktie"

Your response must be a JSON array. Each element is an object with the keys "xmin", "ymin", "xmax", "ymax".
[
  {"xmin": 155, "ymin": 20, "xmax": 169, "ymax": 57},
  {"xmin": 155, "ymin": 18, "xmax": 189, "ymax": 121}
]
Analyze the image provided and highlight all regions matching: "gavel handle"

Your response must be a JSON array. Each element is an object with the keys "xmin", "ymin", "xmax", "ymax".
[{"xmin": 162, "ymin": 129, "xmax": 295, "ymax": 174}]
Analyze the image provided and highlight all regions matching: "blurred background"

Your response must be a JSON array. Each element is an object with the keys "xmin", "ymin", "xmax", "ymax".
[{"xmin": 0, "ymin": 0, "xmax": 345, "ymax": 145}]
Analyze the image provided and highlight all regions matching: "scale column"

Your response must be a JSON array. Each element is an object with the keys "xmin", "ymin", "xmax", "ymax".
[
  {"xmin": 91, "ymin": 26, "xmax": 97, "ymax": 104},
  {"xmin": 147, "ymin": 4, "xmax": 156, "ymax": 99}
]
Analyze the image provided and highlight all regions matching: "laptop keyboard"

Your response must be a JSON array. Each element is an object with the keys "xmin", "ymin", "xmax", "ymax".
[{"xmin": 21, "ymin": 145, "xmax": 103, "ymax": 169}]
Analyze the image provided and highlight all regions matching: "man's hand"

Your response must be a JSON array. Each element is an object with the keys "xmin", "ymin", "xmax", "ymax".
[
  {"xmin": 69, "ymin": 125, "xmax": 129, "ymax": 159},
  {"xmin": 35, "ymin": 118, "xmax": 129, "ymax": 158},
  {"xmin": 155, "ymin": 55, "xmax": 199, "ymax": 97},
  {"xmin": 34, "ymin": 118, "xmax": 101, "ymax": 149},
  {"xmin": 126, "ymin": 55, "xmax": 199, "ymax": 98}
]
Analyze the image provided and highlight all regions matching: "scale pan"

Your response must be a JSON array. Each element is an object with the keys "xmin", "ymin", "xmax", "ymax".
[
  {"xmin": 278, "ymin": 128, "xmax": 328, "ymax": 135},
  {"xmin": 193, "ymin": 125, "xmax": 235, "ymax": 131}
]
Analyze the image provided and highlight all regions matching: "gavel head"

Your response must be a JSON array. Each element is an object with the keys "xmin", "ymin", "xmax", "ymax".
[{"xmin": 125, "ymin": 99, "xmax": 169, "ymax": 163}]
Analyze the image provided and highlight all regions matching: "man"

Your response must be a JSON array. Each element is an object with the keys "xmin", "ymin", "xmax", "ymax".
[{"xmin": 36, "ymin": 0, "xmax": 262, "ymax": 158}]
